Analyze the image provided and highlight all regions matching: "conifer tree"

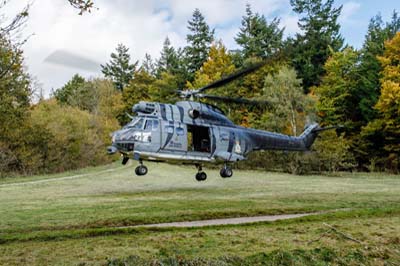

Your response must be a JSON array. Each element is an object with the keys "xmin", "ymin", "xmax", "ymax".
[
  {"xmin": 185, "ymin": 8, "xmax": 214, "ymax": 80},
  {"xmin": 358, "ymin": 12, "xmax": 400, "ymax": 122},
  {"xmin": 141, "ymin": 53, "xmax": 156, "ymax": 76},
  {"xmin": 101, "ymin": 44, "xmax": 138, "ymax": 91},
  {"xmin": 289, "ymin": 0, "xmax": 344, "ymax": 92},
  {"xmin": 235, "ymin": 4, "xmax": 284, "ymax": 59},
  {"xmin": 156, "ymin": 37, "xmax": 180, "ymax": 76}
]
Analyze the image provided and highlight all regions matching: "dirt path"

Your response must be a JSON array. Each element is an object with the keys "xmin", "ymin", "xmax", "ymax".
[{"xmin": 121, "ymin": 212, "xmax": 320, "ymax": 229}]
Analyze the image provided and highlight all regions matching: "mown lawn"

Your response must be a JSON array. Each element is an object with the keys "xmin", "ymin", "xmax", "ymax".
[{"xmin": 0, "ymin": 162, "xmax": 399, "ymax": 265}]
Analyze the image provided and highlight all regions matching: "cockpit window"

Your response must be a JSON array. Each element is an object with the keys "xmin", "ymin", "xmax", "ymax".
[
  {"xmin": 124, "ymin": 117, "xmax": 144, "ymax": 130},
  {"xmin": 144, "ymin": 120, "xmax": 152, "ymax": 131}
]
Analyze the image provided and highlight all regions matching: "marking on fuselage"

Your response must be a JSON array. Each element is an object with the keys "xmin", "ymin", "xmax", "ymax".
[
  {"xmin": 162, "ymin": 120, "xmax": 175, "ymax": 149},
  {"xmin": 169, "ymin": 105, "xmax": 174, "ymax": 121},
  {"xmin": 228, "ymin": 131, "xmax": 235, "ymax": 153},
  {"xmin": 178, "ymin": 106, "xmax": 184, "ymax": 123},
  {"xmin": 160, "ymin": 104, "xmax": 167, "ymax": 121},
  {"xmin": 211, "ymin": 127, "xmax": 217, "ymax": 156}
]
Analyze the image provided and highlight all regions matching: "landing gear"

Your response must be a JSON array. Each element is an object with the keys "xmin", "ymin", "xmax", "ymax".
[
  {"xmin": 195, "ymin": 164, "xmax": 207, "ymax": 181},
  {"xmin": 135, "ymin": 160, "xmax": 148, "ymax": 176},
  {"xmin": 220, "ymin": 164, "xmax": 233, "ymax": 178}
]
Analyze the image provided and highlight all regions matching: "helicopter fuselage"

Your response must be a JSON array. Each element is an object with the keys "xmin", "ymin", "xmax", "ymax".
[{"xmin": 108, "ymin": 101, "xmax": 320, "ymax": 166}]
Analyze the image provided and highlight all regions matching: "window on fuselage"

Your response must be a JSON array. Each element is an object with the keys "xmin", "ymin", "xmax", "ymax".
[{"xmin": 125, "ymin": 117, "xmax": 144, "ymax": 130}]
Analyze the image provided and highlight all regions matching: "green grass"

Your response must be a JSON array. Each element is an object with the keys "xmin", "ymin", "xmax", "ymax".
[{"xmin": 0, "ymin": 162, "xmax": 399, "ymax": 265}]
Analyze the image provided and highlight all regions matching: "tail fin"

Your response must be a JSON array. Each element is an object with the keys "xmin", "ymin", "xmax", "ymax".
[{"xmin": 300, "ymin": 124, "xmax": 341, "ymax": 150}]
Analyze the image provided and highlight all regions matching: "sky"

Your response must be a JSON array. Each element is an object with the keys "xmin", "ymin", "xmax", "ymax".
[{"xmin": 3, "ymin": 0, "xmax": 399, "ymax": 97}]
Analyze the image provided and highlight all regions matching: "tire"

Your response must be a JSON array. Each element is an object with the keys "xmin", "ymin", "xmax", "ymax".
[
  {"xmin": 224, "ymin": 167, "xmax": 233, "ymax": 178},
  {"xmin": 135, "ymin": 165, "xmax": 148, "ymax": 176},
  {"xmin": 200, "ymin": 172, "xmax": 207, "ymax": 181},
  {"xmin": 196, "ymin": 172, "xmax": 207, "ymax": 181},
  {"xmin": 139, "ymin": 165, "xmax": 148, "ymax": 176},
  {"xmin": 220, "ymin": 168, "xmax": 227, "ymax": 178}
]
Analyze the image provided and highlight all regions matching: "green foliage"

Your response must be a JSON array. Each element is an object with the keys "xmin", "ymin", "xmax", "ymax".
[
  {"xmin": 101, "ymin": 43, "xmax": 138, "ymax": 91},
  {"xmin": 156, "ymin": 37, "xmax": 180, "ymax": 77},
  {"xmin": 263, "ymin": 66, "xmax": 314, "ymax": 136},
  {"xmin": 185, "ymin": 8, "xmax": 214, "ymax": 80},
  {"xmin": 357, "ymin": 12, "xmax": 400, "ymax": 122},
  {"xmin": 314, "ymin": 47, "xmax": 360, "ymax": 129},
  {"xmin": 360, "ymin": 32, "xmax": 400, "ymax": 173},
  {"xmin": 288, "ymin": 0, "xmax": 344, "ymax": 92},
  {"xmin": 0, "ymin": 36, "xmax": 32, "ymax": 174},
  {"xmin": 141, "ymin": 53, "xmax": 156, "ymax": 76},
  {"xmin": 149, "ymin": 72, "xmax": 180, "ymax": 104},
  {"xmin": 189, "ymin": 41, "xmax": 236, "ymax": 89},
  {"xmin": 235, "ymin": 4, "xmax": 284, "ymax": 60},
  {"xmin": 30, "ymin": 100, "xmax": 117, "ymax": 173},
  {"xmin": 121, "ymin": 70, "xmax": 156, "ymax": 125},
  {"xmin": 53, "ymin": 73, "xmax": 85, "ymax": 104}
]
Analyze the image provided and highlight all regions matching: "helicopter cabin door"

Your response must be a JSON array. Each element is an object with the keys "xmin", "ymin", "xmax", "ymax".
[
  {"xmin": 187, "ymin": 125, "xmax": 211, "ymax": 155},
  {"xmin": 160, "ymin": 121, "xmax": 187, "ymax": 152}
]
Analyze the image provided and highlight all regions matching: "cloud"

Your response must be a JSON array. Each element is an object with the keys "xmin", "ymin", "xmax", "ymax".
[
  {"xmin": 339, "ymin": 1, "xmax": 361, "ymax": 22},
  {"xmin": 13, "ymin": 0, "xmax": 296, "ymax": 97}
]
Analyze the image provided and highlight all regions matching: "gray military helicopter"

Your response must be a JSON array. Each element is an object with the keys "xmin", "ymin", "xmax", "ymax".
[{"xmin": 107, "ymin": 63, "xmax": 333, "ymax": 181}]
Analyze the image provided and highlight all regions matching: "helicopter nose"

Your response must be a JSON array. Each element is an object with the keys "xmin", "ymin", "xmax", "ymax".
[{"xmin": 107, "ymin": 145, "xmax": 118, "ymax": 154}]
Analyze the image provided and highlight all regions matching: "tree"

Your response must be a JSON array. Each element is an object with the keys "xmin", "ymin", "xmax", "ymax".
[
  {"xmin": 67, "ymin": 0, "xmax": 94, "ymax": 15},
  {"xmin": 185, "ymin": 8, "xmax": 214, "ymax": 80},
  {"xmin": 375, "ymin": 32, "xmax": 400, "ymax": 171},
  {"xmin": 120, "ymin": 69, "xmax": 156, "ymax": 125},
  {"xmin": 189, "ymin": 41, "xmax": 236, "ymax": 89},
  {"xmin": 314, "ymin": 47, "xmax": 360, "ymax": 129},
  {"xmin": 263, "ymin": 66, "xmax": 313, "ymax": 136},
  {"xmin": 235, "ymin": 4, "xmax": 284, "ymax": 60},
  {"xmin": 149, "ymin": 72, "xmax": 179, "ymax": 104},
  {"xmin": 288, "ymin": 0, "xmax": 344, "ymax": 92},
  {"xmin": 357, "ymin": 12, "xmax": 400, "ymax": 122},
  {"xmin": 53, "ymin": 74, "xmax": 85, "ymax": 104},
  {"xmin": 141, "ymin": 53, "xmax": 156, "ymax": 76},
  {"xmin": 156, "ymin": 37, "xmax": 180, "ymax": 77},
  {"xmin": 101, "ymin": 43, "xmax": 138, "ymax": 91}
]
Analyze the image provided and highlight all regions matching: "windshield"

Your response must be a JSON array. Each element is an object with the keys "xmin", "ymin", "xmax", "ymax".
[{"xmin": 123, "ymin": 117, "xmax": 144, "ymax": 129}]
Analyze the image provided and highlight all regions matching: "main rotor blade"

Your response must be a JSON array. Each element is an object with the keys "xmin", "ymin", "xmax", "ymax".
[
  {"xmin": 196, "ymin": 62, "xmax": 265, "ymax": 94},
  {"xmin": 44, "ymin": 50, "xmax": 101, "ymax": 72},
  {"xmin": 198, "ymin": 94, "xmax": 272, "ymax": 108}
]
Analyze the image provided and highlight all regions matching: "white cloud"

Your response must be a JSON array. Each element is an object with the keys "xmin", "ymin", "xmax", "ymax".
[
  {"xmin": 339, "ymin": 1, "xmax": 361, "ymax": 22},
  {"xmin": 7, "ymin": 0, "xmax": 296, "ymax": 97}
]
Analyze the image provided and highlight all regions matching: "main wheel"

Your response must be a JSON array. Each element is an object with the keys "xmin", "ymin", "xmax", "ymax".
[
  {"xmin": 195, "ymin": 172, "xmax": 207, "ymax": 181},
  {"xmin": 220, "ymin": 167, "xmax": 233, "ymax": 178},
  {"xmin": 135, "ymin": 165, "xmax": 148, "ymax": 176}
]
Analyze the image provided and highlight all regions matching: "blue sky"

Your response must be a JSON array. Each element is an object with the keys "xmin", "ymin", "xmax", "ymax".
[
  {"xmin": 335, "ymin": 0, "xmax": 398, "ymax": 47},
  {"xmin": 4, "ymin": 0, "xmax": 399, "ymax": 97}
]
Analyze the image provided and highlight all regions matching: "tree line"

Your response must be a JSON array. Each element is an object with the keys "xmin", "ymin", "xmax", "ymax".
[{"xmin": 1, "ymin": 0, "xmax": 399, "ymax": 176}]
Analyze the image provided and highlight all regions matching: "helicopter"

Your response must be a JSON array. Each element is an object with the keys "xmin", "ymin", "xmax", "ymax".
[{"xmin": 107, "ymin": 63, "xmax": 334, "ymax": 181}]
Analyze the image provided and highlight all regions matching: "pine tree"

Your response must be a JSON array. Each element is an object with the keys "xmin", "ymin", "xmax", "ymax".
[
  {"xmin": 357, "ymin": 12, "xmax": 400, "ymax": 122},
  {"xmin": 289, "ymin": 0, "xmax": 344, "ymax": 92},
  {"xmin": 235, "ymin": 4, "xmax": 284, "ymax": 59},
  {"xmin": 156, "ymin": 37, "xmax": 180, "ymax": 76},
  {"xmin": 141, "ymin": 53, "xmax": 156, "ymax": 76},
  {"xmin": 101, "ymin": 44, "xmax": 138, "ymax": 91},
  {"xmin": 185, "ymin": 8, "xmax": 214, "ymax": 80},
  {"xmin": 361, "ymin": 32, "xmax": 400, "ymax": 172}
]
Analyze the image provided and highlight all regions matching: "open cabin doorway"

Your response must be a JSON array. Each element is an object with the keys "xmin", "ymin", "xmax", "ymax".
[{"xmin": 187, "ymin": 125, "xmax": 211, "ymax": 153}]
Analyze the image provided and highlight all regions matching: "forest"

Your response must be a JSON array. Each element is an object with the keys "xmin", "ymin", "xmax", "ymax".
[{"xmin": 0, "ymin": 0, "xmax": 399, "ymax": 176}]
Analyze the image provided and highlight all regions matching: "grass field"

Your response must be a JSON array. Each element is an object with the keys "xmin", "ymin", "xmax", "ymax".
[{"xmin": 0, "ymin": 162, "xmax": 399, "ymax": 265}]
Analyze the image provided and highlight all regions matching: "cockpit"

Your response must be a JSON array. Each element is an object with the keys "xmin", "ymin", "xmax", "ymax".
[{"xmin": 123, "ymin": 117, "xmax": 145, "ymax": 130}]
